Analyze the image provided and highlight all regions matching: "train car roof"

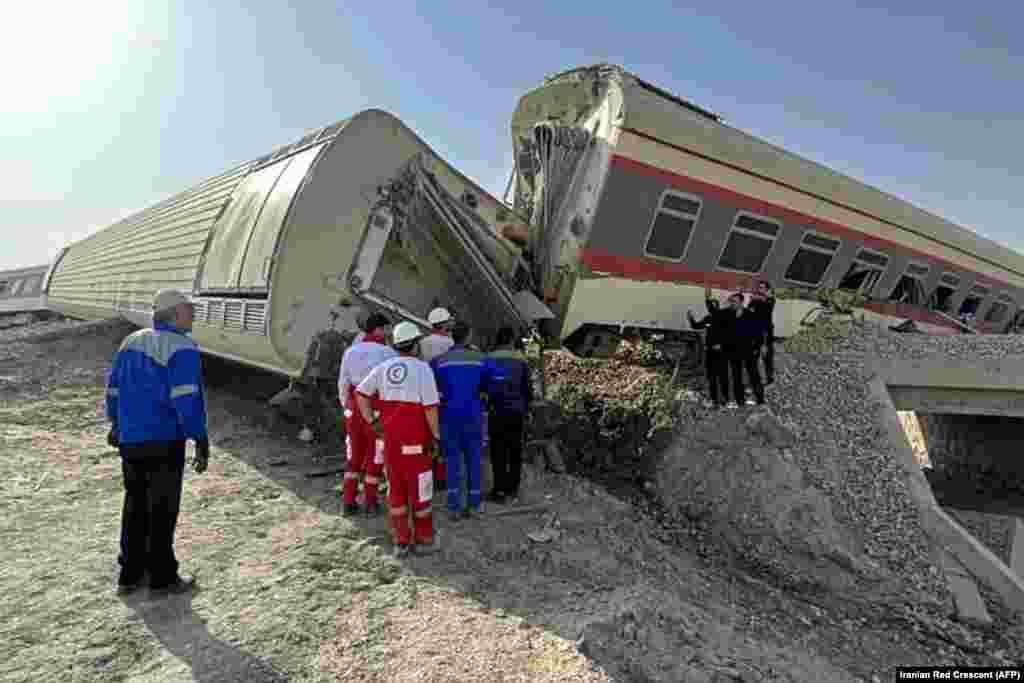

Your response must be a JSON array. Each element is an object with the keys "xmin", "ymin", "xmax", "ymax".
[
  {"xmin": 0, "ymin": 264, "xmax": 50, "ymax": 280},
  {"xmin": 530, "ymin": 64, "xmax": 1024, "ymax": 278}
]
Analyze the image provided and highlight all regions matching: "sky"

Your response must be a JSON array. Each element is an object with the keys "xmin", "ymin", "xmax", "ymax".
[{"xmin": 2, "ymin": 1, "xmax": 1022, "ymax": 271}]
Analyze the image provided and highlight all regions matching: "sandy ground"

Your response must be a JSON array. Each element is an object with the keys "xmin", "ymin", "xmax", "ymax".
[{"xmin": 2, "ymin": 316, "xmax": 1022, "ymax": 682}]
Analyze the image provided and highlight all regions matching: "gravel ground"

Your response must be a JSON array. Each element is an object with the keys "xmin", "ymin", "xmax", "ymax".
[
  {"xmin": 7, "ymin": 315, "xmax": 1024, "ymax": 680},
  {"xmin": 945, "ymin": 509, "xmax": 1015, "ymax": 566},
  {"xmin": 541, "ymin": 318, "xmax": 1024, "ymax": 612}
]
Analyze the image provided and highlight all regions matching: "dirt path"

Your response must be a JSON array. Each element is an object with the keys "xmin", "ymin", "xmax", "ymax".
[{"xmin": 2, "ymin": 318, "xmax": 1021, "ymax": 682}]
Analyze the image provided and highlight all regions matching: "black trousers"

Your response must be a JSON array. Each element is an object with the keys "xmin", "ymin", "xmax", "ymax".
[
  {"xmin": 762, "ymin": 332, "xmax": 775, "ymax": 383},
  {"xmin": 727, "ymin": 346, "xmax": 765, "ymax": 405},
  {"xmin": 488, "ymin": 411, "xmax": 526, "ymax": 497},
  {"xmin": 705, "ymin": 347, "xmax": 729, "ymax": 405},
  {"xmin": 118, "ymin": 441, "xmax": 186, "ymax": 587}
]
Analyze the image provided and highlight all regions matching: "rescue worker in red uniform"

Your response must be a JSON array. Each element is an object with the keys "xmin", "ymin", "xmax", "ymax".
[
  {"xmin": 419, "ymin": 306, "xmax": 455, "ymax": 489},
  {"xmin": 355, "ymin": 321, "xmax": 442, "ymax": 558},
  {"xmin": 337, "ymin": 313, "xmax": 396, "ymax": 516}
]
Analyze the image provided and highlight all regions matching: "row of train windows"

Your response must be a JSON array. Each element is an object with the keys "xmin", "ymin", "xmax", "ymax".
[
  {"xmin": 643, "ymin": 191, "xmax": 1017, "ymax": 324},
  {"xmin": 0, "ymin": 278, "xmax": 40, "ymax": 296}
]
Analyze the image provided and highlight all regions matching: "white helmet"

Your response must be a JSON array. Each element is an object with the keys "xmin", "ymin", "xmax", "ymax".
[
  {"xmin": 427, "ymin": 307, "xmax": 452, "ymax": 326},
  {"xmin": 392, "ymin": 321, "xmax": 425, "ymax": 347}
]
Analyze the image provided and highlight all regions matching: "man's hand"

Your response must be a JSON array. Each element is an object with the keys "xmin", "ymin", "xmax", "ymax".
[
  {"xmin": 107, "ymin": 427, "xmax": 120, "ymax": 449},
  {"xmin": 193, "ymin": 439, "xmax": 210, "ymax": 474}
]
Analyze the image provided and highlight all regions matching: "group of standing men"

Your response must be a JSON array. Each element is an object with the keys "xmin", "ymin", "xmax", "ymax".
[
  {"xmin": 337, "ymin": 307, "xmax": 533, "ymax": 558},
  {"xmin": 688, "ymin": 280, "xmax": 776, "ymax": 409}
]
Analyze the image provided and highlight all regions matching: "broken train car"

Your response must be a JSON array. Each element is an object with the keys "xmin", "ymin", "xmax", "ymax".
[
  {"xmin": 0, "ymin": 264, "xmax": 50, "ymax": 316},
  {"xmin": 508, "ymin": 64, "xmax": 1024, "ymax": 358},
  {"xmin": 44, "ymin": 109, "xmax": 551, "ymax": 381}
]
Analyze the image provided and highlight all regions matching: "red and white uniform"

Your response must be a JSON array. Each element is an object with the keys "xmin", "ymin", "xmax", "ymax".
[
  {"xmin": 419, "ymin": 330, "xmax": 454, "ymax": 364},
  {"xmin": 356, "ymin": 354, "xmax": 440, "ymax": 546},
  {"xmin": 337, "ymin": 334, "xmax": 397, "ymax": 507}
]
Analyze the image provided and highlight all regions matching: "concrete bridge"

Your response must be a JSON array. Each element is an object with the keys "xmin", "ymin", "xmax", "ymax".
[{"xmin": 869, "ymin": 358, "xmax": 1024, "ymax": 625}]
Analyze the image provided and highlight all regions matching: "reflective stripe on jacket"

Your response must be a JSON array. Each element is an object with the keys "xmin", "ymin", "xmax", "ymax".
[{"xmin": 106, "ymin": 321, "xmax": 208, "ymax": 445}]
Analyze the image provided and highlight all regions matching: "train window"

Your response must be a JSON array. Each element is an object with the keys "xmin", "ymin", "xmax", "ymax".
[
  {"xmin": 957, "ymin": 283, "xmax": 990, "ymax": 317},
  {"xmin": 783, "ymin": 230, "xmax": 840, "ymax": 286},
  {"xmin": 929, "ymin": 272, "xmax": 960, "ymax": 313},
  {"xmin": 837, "ymin": 248, "xmax": 889, "ymax": 296},
  {"xmin": 0, "ymin": 281, "xmax": 8, "ymax": 295},
  {"xmin": 716, "ymin": 211, "xmax": 780, "ymax": 274},
  {"xmin": 642, "ymin": 190, "xmax": 702, "ymax": 261},
  {"xmin": 983, "ymin": 292, "xmax": 1013, "ymax": 323},
  {"xmin": 888, "ymin": 262, "xmax": 930, "ymax": 306}
]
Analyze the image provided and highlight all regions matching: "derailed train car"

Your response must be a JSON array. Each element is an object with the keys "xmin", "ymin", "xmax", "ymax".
[
  {"xmin": 0, "ymin": 264, "xmax": 50, "ymax": 315},
  {"xmin": 507, "ymin": 64, "xmax": 1024, "ymax": 356},
  {"xmin": 45, "ymin": 109, "xmax": 551, "ymax": 377}
]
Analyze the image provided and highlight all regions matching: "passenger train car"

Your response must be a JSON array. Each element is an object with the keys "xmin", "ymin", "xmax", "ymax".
[
  {"xmin": 45, "ymin": 109, "xmax": 549, "ymax": 377},
  {"xmin": 0, "ymin": 264, "xmax": 50, "ymax": 315},
  {"xmin": 507, "ymin": 64, "xmax": 1024, "ymax": 356}
]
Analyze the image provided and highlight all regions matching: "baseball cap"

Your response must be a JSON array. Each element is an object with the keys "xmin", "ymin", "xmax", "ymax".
[{"xmin": 153, "ymin": 289, "xmax": 196, "ymax": 313}]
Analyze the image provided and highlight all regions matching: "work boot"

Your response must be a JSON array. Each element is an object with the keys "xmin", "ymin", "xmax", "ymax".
[
  {"xmin": 364, "ymin": 502, "xmax": 384, "ymax": 517},
  {"xmin": 486, "ymin": 491, "xmax": 506, "ymax": 505},
  {"xmin": 342, "ymin": 503, "xmax": 360, "ymax": 517},
  {"xmin": 150, "ymin": 574, "xmax": 197, "ymax": 596},
  {"xmin": 447, "ymin": 510, "xmax": 463, "ymax": 524}
]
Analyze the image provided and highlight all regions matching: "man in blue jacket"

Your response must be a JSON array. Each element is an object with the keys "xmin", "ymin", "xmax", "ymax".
[
  {"xmin": 482, "ymin": 327, "xmax": 533, "ymax": 503},
  {"xmin": 430, "ymin": 320, "xmax": 491, "ymax": 519},
  {"xmin": 106, "ymin": 289, "xmax": 210, "ymax": 595}
]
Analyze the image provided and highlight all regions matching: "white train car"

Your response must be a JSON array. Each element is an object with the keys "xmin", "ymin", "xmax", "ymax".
[
  {"xmin": 0, "ymin": 264, "xmax": 50, "ymax": 315},
  {"xmin": 507, "ymin": 64, "xmax": 1024, "ymax": 355},
  {"xmin": 46, "ymin": 109, "xmax": 550, "ymax": 376}
]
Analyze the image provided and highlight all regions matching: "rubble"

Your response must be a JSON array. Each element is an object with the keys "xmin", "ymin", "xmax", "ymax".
[{"xmin": 539, "ymin": 319, "xmax": 1024, "ymax": 610}]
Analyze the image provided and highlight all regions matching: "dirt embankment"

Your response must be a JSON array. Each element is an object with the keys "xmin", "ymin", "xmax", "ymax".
[{"xmin": 2, "ymin": 318, "xmax": 1023, "ymax": 683}]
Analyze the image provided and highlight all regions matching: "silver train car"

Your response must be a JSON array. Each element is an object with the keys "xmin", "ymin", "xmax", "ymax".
[
  {"xmin": 45, "ymin": 109, "xmax": 550, "ymax": 377},
  {"xmin": 0, "ymin": 264, "xmax": 50, "ymax": 315},
  {"xmin": 507, "ymin": 64, "xmax": 1024, "ymax": 356}
]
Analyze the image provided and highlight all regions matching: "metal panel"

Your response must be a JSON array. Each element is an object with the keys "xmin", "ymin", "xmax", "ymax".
[
  {"xmin": 198, "ymin": 160, "xmax": 291, "ymax": 291},
  {"xmin": 48, "ymin": 161, "xmax": 252, "ymax": 315},
  {"xmin": 237, "ymin": 143, "xmax": 325, "ymax": 290}
]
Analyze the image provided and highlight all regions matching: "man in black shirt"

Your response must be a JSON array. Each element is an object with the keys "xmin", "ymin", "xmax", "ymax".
[
  {"xmin": 725, "ymin": 292, "xmax": 766, "ymax": 407},
  {"xmin": 688, "ymin": 291, "xmax": 733, "ymax": 408},
  {"xmin": 747, "ymin": 280, "xmax": 776, "ymax": 385}
]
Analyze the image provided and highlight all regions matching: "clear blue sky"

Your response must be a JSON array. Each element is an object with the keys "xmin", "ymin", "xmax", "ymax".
[{"xmin": 3, "ymin": 1, "xmax": 1022, "ymax": 270}]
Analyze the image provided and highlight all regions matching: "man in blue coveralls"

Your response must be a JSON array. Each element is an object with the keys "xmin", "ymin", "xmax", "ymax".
[
  {"xmin": 106, "ymin": 289, "xmax": 210, "ymax": 595},
  {"xmin": 430, "ymin": 320, "xmax": 490, "ymax": 520}
]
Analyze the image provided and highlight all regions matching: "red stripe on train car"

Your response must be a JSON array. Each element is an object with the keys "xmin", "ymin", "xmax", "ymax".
[
  {"xmin": 578, "ymin": 246, "xmax": 964, "ymax": 332},
  {"xmin": 609, "ymin": 153, "xmax": 1010, "ymax": 291}
]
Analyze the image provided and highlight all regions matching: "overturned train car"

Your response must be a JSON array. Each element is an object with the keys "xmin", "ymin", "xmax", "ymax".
[
  {"xmin": 45, "ymin": 109, "xmax": 551, "ymax": 377},
  {"xmin": 508, "ymin": 64, "xmax": 1024, "ymax": 357},
  {"xmin": 0, "ymin": 264, "xmax": 51, "ymax": 315}
]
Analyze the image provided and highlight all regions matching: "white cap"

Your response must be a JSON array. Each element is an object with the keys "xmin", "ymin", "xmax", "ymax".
[
  {"xmin": 427, "ymin": 307, "xmax": 452, "ymax": 326},
  {"xmin": 153, "ymin": 289, "xmax": 195, "ymax": 313},
  {"xmin": 393, "ymin": 320, "xmax": 425, "ymax": 346}
]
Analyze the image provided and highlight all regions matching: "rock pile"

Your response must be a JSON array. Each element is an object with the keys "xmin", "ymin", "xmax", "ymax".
[
  {"xmin": 540, "ymin": 320, "xmax": 1024, "ymax": 605},
  {"xmin": 744, "ymin": 319, "xmax": 1024, "ymax": 599}
]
